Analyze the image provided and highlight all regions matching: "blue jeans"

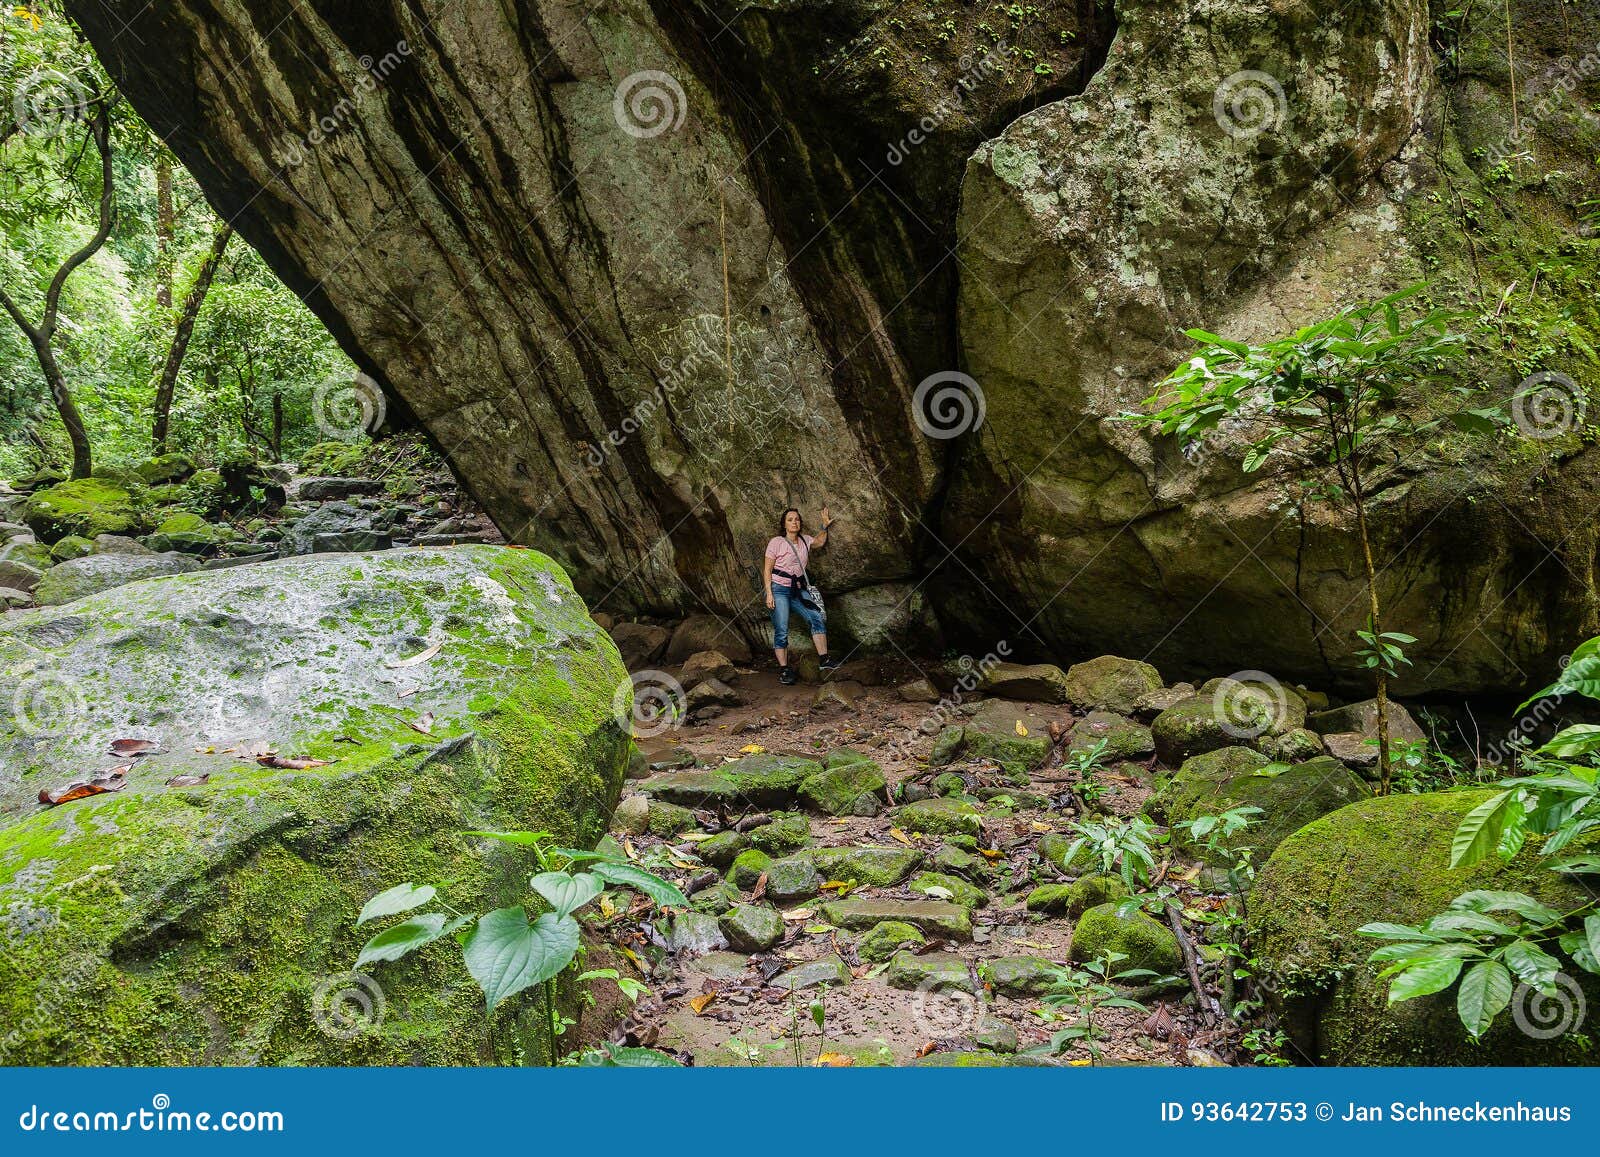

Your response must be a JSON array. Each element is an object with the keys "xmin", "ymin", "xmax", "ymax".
[{"xmin": 771, "ymin": 582, "xmax": 825, "ymax": 649}]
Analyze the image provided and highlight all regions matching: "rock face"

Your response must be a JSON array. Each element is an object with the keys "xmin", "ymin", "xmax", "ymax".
[
  {"xmin": 0, "ymin": 545, "xmax": 629, "ymax": 1063},
  {"xmin": 65, "ymin": 0, "xmax": 1600, "ymax": 692}
]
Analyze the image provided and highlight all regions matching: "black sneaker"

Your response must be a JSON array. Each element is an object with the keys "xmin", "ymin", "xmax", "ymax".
[
  {"xmin": 818, "ymin": 655, "xmax": 843, "ymax": 672},
  {"xmin": 779, "ymin": 665, "xmax": 797, "ymax": 685}
]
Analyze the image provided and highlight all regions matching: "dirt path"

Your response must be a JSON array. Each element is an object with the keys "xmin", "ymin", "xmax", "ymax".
[{"xmin": 598, "ymin": 661, "xmax": 1239, "ymax": 1068}]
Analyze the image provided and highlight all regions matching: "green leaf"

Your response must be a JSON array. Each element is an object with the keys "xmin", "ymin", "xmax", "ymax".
[
  {"xmin": 574, "ymin": 1045, "xmax": 684, "ymax": 1067},
  {"xmin": 1450, "ymin": 791, "xmax": 1516, "ymax": 868},
  {"xmin": 357, "ymin": 882, "xmax": 436, "ymax": 926},
  {"xmin": 462, "ymin": 907, "xmax": 581, "ymax": 1011},
  {"xmin": 588, "ymin": 861, "xmax": 689, "ymax": 907},
  {"xmin": 1427, "ymin": 911, "xmax": 1517, "ymax": 937},
  {"xmin": 1550, "ymin": 855, "xmax": 1600, "ymax": 875},
  {"xmin": 1359, "ymin": 921, "xmax": 1443, "ymax": 941},
  {"xmin": 1503, "ymin": 940, "xmax": 1563, "ymax": 988},
  {"xmin": 1535, "ymin": 725, "xmax": 1600, "ymax": 758},
  {"xmin": 1457, "ymin": 960, "xmax": 1513, "ymax": 1040},
  {"xmin": 530, "ymin": 871, "xmax": 604, "ymax": 918},
  {"xmin": 1451, "ymin": 891, "xmax": 1562, "ymax": 924},
  {"xmin": 1388, "ymin": 956, "xmax": 1464, "ymax": 1002},
  {"xmin": 1586, "ymin": 914, "xmax": 1600, "ymax": 974},
  {"xmin": 356, "ymin": 913, "xmax": 456, "ymax": 968}
]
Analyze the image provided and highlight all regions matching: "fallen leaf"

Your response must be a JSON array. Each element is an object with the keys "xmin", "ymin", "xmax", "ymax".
[
  {"xmin": 977, "ymin": 847, "xmax": 1004, "ymax": 860},
  {"xmin": 623, "ymin": 837, "xmax": 637, "ymax": 860},
  {"xmin": 255, "ymin": 754, "xmax": 332, "ymax": 769},
  {"xmin": 915, "ymin": 1042, "xmax": 937, "ymax": 1059},
  {"xmin": 386, "ymin": 641, "xmax": 442, "ymax": 669},
  {"xmin": 922, "ymin": 885, "xmax": 954, "ymax": 901},
  {"xmin": 739, "ymin": 744, "xmax": 766, "ymax": 755},
  {"xmin": 820, "ymin": 880, "xmax": 856, "ymax": 896},
  {"xmin": 1014, "ymin": 720, "xmax": 1029, "ymax": 736},
  {"xmin": 1068, "ymin": 1057, "xmax": 1093, "ymax": 1067},
  {"xmin": 750, "ymin": 872, "xmax": 768, "ymax": 902},
  {"xmin": 1030, "ymin": 821, "xmax": 1053, "ymax": 832},
  {"xmin": 165, "ymin": 774, "xmax": 210, "ymax": 788},
  {"xmin": 689, "ymin": 992, "xmax": 718, "ymax": 1015},
  {"xmin": 39, "ymin": 767, "xmax": 130, "ymax": 806},
  {"xmin": 814, "ymin": 1052, "xmax": 855, "ymax": 1067},
  {"xmin": 396, "ymin": 687, "xmax": 419, "ymax": 699},
  {"xmin": 889, "ymin": 828, "xmax": 913, "ymax": 847},
  {"xmin": 1012, "ymin": 938, "xmax": 1052, "ymax": 951},
  {"xmin": 782, "ymin": 908, "xmax": 814, "ymax": 922},
  {"xmin": 677, "ymin": 832, "xmax": 713, "ymax": 842},
  {"xmin": 407, "ymin": 713, "xmax": 435, "ymax": 736},
  {"xmin": 109, "ymin": 738, "xmax": 158, "ymax": 757}
]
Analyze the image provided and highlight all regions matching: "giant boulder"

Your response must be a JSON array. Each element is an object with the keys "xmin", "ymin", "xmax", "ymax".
[{"xmin": 0, "ymin": 545, "xmax": 629, "ymax": 1063}]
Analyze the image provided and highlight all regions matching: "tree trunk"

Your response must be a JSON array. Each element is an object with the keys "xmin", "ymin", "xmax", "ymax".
[
  {"xmin": 0, "ymin": 97, "xmax": 116, "ymax": 480},
  {"xmin": 155, "ymin": 153, "xmax": 174, "ymax": 309},
  {"xmin": 151, "ymin": 223, "xmax": 232, "ymax": 454},
  {"xmin": 270, "ymin": 392, "xmax": 284, "ymax": 460},
  {"xmin": 1353, "ymin": 492, "xmax": 1392, "ymax": 794}
]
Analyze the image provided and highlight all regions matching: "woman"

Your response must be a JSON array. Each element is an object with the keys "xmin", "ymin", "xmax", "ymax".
[{"xmin": 764, "ymin": 506, "xmax": 838, "ymax": 685}]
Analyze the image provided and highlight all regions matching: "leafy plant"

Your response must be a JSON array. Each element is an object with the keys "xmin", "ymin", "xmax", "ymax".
[
  {"xmin": 1118, "ymin": 287, "xmax": 1493, "ymax": 793},
  {"xmin": 1059, "ymin": 815, "xmax": 1161, "ymax": 890},
  {"xmin": 1033, "ymin": 952, "xmax": 1157, "ymax": 1062},
  {"xmin": 1359, "ymin": 641, "xmax": 1600, "ymax": 1040},
  {"xmin": 354, "ymin": 830, "xmax": 686, "ymax": 1065}
]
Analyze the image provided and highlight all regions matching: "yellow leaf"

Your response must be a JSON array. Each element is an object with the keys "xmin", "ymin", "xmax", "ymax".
[
  {"xmin": 599, "ymin": 894, "xmax": 618, "ymax": 918},
  {"xmin": 1068, "ymin": 1057, "xmax": 1093, "ymax": 1066},
  {"xmin": 889, "ymin": 828, "xmax": 914, "ymax": 847},
  {"xmin": 668, "ymin": 857, "xmax": 700, "ymax": 870},
  {"xmin": 677, "ymin": 832, "xmax": 713, "ymax": 842},
  {"xmin": 623, "ymin": 837, "xmax": 637, "ymax": 860},
  {"xmin": 815, "ymin": 1052, "xmax": 856, "ymax": 1067},
  {"xmin": 689, "ymin": 992, "xmax": 717, "ymax": 1015},
  {"xmin": 740, "ymin": 744, "xmax": 766, "ymax": 754},
  {"xmin": 1014, "ymin": 720, "xmax": 1029, "ymax": 736},
  {"xmin": 1030, "ymin": 822, "xmax": 1053, "ymax": 832},
  {"xmin": 977, "ymin": 847, "xmax": 1003, "ymax": 860},
  {"xmin": 1013, "ymin": 938, "xmax": 1052, "ymax": 951}
]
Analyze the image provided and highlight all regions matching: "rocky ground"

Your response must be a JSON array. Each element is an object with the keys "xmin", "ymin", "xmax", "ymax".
[
  {"xmin": 583, "ymin": 645, "xmax": 1417, "ymax": 1067},
  {"xmin": 0, "ymin": 437, "xmax": 500, "ymax": 613}
]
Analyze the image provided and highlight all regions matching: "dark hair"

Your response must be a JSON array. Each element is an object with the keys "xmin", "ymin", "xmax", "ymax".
[{"xmin": 779, "ymin": 507, "xmax": 803, "ymax": 536}]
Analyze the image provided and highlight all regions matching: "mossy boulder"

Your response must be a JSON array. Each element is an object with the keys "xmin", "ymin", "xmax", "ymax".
[
  {"xmin": 718, "ymin": 903, "xmax": 784, "ymax": 952},
  {"xmin": 142, "ymin": 511, "xmax": 230, "ymax": 555},
  {"xmin": 749, "ymin": 812, "xmax": 811, "ymax": 855},
  {"xmin": 1147, "ymin": 750, "xmax": 1370, "ymax": 866},
  {"xmin": 698, "ymin": 830, "xmax": 750, "ymax": 868},
  {"xmin": 930, "ymin": 700, "xmax": 1052, "ymax": 775},
  {"xmin": 855, "ymin": 920, "xmax": 925, "ymax": 964},
  {"xmin": 807, "ymin": 845, "xmax": 921, "ymax": 886},
  {"xmin": 1065, "ymin": 874, "xmax": 1130, "ymax": 918},
  {"xmin": 0, "ymin": 545, "xmax": 629, "ymax": 1064},
  {"xmin": 22, "ymin": 478, "xmax": 147, "ymax": 543},
  {"xmin": 1067, "ymin": 710, "xmax": 1154, "ymax": 761},
  {"xmin": 33, "ymin": 551, "xmax": 202, "ymax": 606},
  {"xmin": 1063, "ymin": 656, "xmax": 1164, "ymax": 714},
  {"xmin": 763, "ymin": 855, "xmax": 821, "ymax": 903},
  {"xmin": 1070, "ymin": 903, "xmax": 1182, "ymax": 974},
  {"xmin": 638, "ymin": 753, "xmax": 819, "ymax": 809},
  {"xmin": 728, "ymin": 849, "xmax": 772, "ymax": 891},
  {"xmin": 48, "ymin": 535, "xmax": 93, "ymax": 562},
  {"xmin": 134, "ymin": 453, "xmax": 196, "ymax": 486},
  {"xmin": 894, "ymin": 797, "xmax": 982, "ymax": 837},
  {"xmin": 1250, "ymin": 791, "xmax": 1600, "ymax": 1066},
  {"xmin": 798, "ymin": 749, "xmax": 886, "ymax": 815},
  {"xmin": 977, "ymin": 661, "xmax": 1069, "ymax": 703},
  {"xmin": 1151, "ymin": 683, "xmax": 1306, "ymax": 765},
  {"xmin": 1025, "ymin": 883, "xmax": 1075, "ymax": 913},
  {"xmin": 909, "ymin": 871, "xmax": 987, "ymax": 909}
]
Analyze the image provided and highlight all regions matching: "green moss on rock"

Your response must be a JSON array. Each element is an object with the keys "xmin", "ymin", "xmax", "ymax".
[
  {"xmin": 1250, "ymin": 790, "xmax": 1600, "ymax": 1066},
  {"xmin": 22, "ymin": 478, "xmax": 147, "ymax": 542},
  {"xmin": 1070, "ymin": 903, "xmax": 1181, "ymax": 974}
]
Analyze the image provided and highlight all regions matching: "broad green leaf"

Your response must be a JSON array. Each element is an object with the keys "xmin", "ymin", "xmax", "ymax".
[
  {"xmin": 1559, "ymin": 927, "xmax": 1600, "ymax": 975},
  {"xmin": 356, "ymin": 913, "xmax": 454, "ymax": 967},
  {"xmin": 357, "ymin": 882, "xmax": 436, "ymax": 926},
  {"xmin": 588, "ymin": 861, "xmax": 689, "ymax": 907},
  {"xmin": 1451, "ymin": 891, "xmax": 1562, "ymax": 924},
  {"xmin": 1449, "ymin": 791, "xmax": 1515, "ymax": 868},
  {"xmin": 462, "ymin": 907, "xmax": 580, "ymax": 1010},
  {"xmin": 1388, "ymin": 956, "xmax": 1464, "ymax": 1002},
  {"xmin": 1359, "ymin": 921, "xmax": 1444, "ymax": 941},
  {"xmin": 1536, "ymin": 725, "xmax": 1600, "ymax": 758},
  {"xmin": 530, "ymin": 871, "xmax": 604, "ymax": 918},
  {"xmin": 1457, "ymin": 960, "xmax": 1513, "ymax": 1040},
  {"xmin": 1427, "ymin": 911, "xmax": 1517, "ymax": 937},
  {"xmin": 1550, "ymin": 855, "xmax": 1600, "ymax": 875},
  {"xmin": 1587, "ymin": 914, "xmax": 1600, "ymax": 973},
  {"xmin": 574, "ymin": 1045, "xmax": 684, "ymax": 1068},
  {"xmin": 1503, "ymin": 939, "xmax": 1563, "ymax": 987}
]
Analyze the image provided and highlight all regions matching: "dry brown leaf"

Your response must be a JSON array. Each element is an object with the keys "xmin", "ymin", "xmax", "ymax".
[
  {"xmin": 165, "ymin": 774, "xmax": 211, "ymax": 788},
  {"xmin": 782, "ymin": 908, "xmax": 814, "ymax": 922},
  {"xmin": 386, "ymin": 641, "xmax": 442, "ymax": 669},
  {"xmin": 255, "ymin": 754, "xmax": 332, "ymax": 770},
  {"xmin": 914, "ymin": 1042, "xmax": 937, "ymax": 1059},
  {"xmin": 688, "ymin": 992, "xmax": 717, "ymax": 1015},
  {"xmin": 750, "ymin": 872, "xmax": 768, "ymax": 902},
  {"xmin": 814, "ymin": 1052, "xmax": 855, "ymax": 1067},
  {"xmin": 407, "ymin": 712, "xmax": 435, "ymax": 736},
  {"xmin": 109, "ymin": 738, "xmax": 158, "ymax": 757},
  {"xmin": 39, "ymin": 767, "xmax": 130, "ymax": 806}
]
